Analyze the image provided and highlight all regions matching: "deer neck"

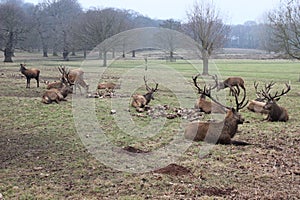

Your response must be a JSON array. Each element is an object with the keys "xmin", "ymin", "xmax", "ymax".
[
  {"xmin": 223, "ymin": 112, "xmax": 239, "ymax": 138},
  {"xmin": 143, "ymin": 92, "xmax": 153, "ymax": 104}
]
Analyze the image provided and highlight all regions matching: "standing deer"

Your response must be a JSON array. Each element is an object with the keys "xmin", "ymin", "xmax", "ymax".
[
  {"xmin": 184, "ymin": 76, "xmax": 249, "ymax": 145},
  {"xmin": 217, "ymin": 76, "xmax": 245, "ymax": 96},
  {"xmin": 261, "ymin": 82, "xmax": 291, "ymax": 122},
  {"xmin": 131, "ymin": 76, "xmax": 158, "ymax": 112},
  {"xmin": 58, "ymin": 66, "xmax": 89, "ymax": 94},
  {"xmin": 193, "ymin": 74, "xmax": 226, "ymax": 114},
  {"xmin": 19, "ymin": 64, "xmax": 40, "ymax": 88}
]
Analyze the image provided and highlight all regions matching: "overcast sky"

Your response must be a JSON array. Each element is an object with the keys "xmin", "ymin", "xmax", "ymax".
[{"xmin": 25, "ymin": 0, "xmax": 281, "ymax": 25}]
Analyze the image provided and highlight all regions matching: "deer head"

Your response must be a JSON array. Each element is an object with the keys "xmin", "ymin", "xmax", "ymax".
[{"xmin": 143, "ymin": 76, "xmax": 158, "ymax": 103}]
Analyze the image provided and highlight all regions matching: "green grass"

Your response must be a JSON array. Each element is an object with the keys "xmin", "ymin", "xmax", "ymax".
[{"xmin": 0, "ymin": 53, "xmax": 299, "ymax": 199}]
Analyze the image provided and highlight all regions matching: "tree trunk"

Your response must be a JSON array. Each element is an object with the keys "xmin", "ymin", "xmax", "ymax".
[
  {"xmin": 84, "ymin": 49, "xmax": 87, "ymax": 59},
  {"xmin": 132, "ymin": 50, "xmax": 135, "ymax": 57},
  {"xmin": 201, "ymin": 49, "xmax": 209, "ymax": 75},
  {"xmin": 103, "ymin": 51, "xmax": 107, "ymax": 67},
  {"xmin": 4, "ymin": 48, "xmax": 13, "ymax": 62},
  {"xmin": 63, "ymin": 49, "xmax": 69, "ymax": 61},
  {"xmin": 4, "ymin": 32, "xmax": 14, "ymax": 62},
  {"xmin": 202, "ymin": 56, "xmax": 209, "ymax": 75}
]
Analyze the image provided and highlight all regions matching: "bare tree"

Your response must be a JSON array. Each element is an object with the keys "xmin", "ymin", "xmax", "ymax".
[
  {"xmin": 186, "ymin": 0, "xmax": 230, "ymax": 75},
  {"xmin": 159, "ymin": 19, "xmax": 182, "ymax": 61},
  {"xmin": 72, "ymin": 8, "xmax": 132, "ymax": 66},
  {"xmin": 0, "ymin": 2, "xmax": 29, "ymax": 62},
  {"xmin": 267, "ymin": 0, "xmax": 300, "ymax": 59}
]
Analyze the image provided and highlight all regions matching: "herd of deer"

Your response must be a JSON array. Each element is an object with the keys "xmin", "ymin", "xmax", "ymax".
[{"xmin": 20, "ymin": 63, "xmax": 291, "ymax": 145}]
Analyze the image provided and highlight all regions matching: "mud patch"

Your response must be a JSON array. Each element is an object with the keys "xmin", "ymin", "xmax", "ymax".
[
  {"xmin": 153, "ymin": 163, "xmax": 191, "ymax": 176},
  {"xmin": 123, "ymin": 146, "xmax": 148, "ymax": 153}
]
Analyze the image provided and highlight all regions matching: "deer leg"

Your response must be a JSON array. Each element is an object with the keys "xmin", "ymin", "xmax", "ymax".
[
  {"xmin": 26, "ymin": 78, "xmax": 30, "ymax": 88},
  {"xmin": 36, "ymin": 77, "xmax": 39, "ymax": 87}
]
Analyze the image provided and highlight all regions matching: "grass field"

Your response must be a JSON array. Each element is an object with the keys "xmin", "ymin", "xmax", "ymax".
[{"xmin": 0, "ymin": 52, "xmax": 299, "ymax": 199}]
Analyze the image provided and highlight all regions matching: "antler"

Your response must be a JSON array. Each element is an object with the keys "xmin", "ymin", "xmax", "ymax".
[
  {"xmin": 192, "ymin": 74, "xmax": 218, "ymax": 94},
  {"xmin": 261, "ymin": 82, "xmax": 290, "ymax": 100},
  {"xmin": 232, "ymin": 87, "xmax": 248, "ymax": 112},
  {"xmin": 58, "ymin": 66, "xmax": 71, "ymax": 85},
  {"xmin": 193, "ymin": 74, "xmax": 230, "ymax": 110},
  {"xmin": 143, "ymin": 75, "xmax": 158, "ymax": 92}
]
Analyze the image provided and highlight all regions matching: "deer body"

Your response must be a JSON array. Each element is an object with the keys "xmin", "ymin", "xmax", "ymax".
[
  {"xmin": 218, "ymin": 77, "xmax": 245, "ymax": 96},
  {"xmin": 264, "ymin": 100, "xmax": 289, "ymax": 122},
  {"xmin": 42, "ymin": 85, "xmax": 73, "ymax": 104},
  {"xmin": 44, "ymin": 80, "xmax": 64, "ymax": 90},
  {"xmin": 259, "ymin": 82, "xmax": 290, "ymax": 122},
  {"xmin": 186, "ymin": 74, "xmax": 248, "ymax": 144},
  {"xmin": 194, "ymin": 95, "xmax": 226, "ymax": 114},
  {"xmin": 247, "ymin": 100, "xmax": 268, "ymax": 114},
  {"xmin": 184, "ymin": 109, "xmax": 244, "ymax": 144},
  {"xmin": 59, "ymin": 67, "xmax": 88, "ymax": 94},
  {"xmin": 131, "ymin": 76, "xmax": 158, "ymax": 111},
  {"xmin": 19, "ymin": 64, "xmax": 40, "ymax": 88},
  {"xmin": 98, "ymin": 82, "xmax": 118, "ymax": 90}
]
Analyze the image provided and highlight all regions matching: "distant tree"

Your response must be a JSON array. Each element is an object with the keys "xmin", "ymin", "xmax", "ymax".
[
  {"xmin": 72, "ymin": 8, "xmax": 132, "ymax": 65},
  {"xmin": 0, "ymin": 2, "xmax": 29, "ymax": 62},
  {"xmin": 267, "ymin": 0, "xmax": 300, "ymax": 59},
  {"xmin": 159, "ymin": 19, "xmax": 182, "ymax": 61},
  {"xmin": 186, "ymin": 0, "xmax": 230, "ymax": 75},
  {"xmin": 36, "ymin": 0, "xmax": 82, "ymax": 59}
]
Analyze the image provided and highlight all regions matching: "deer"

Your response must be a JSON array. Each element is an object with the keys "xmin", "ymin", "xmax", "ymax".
[
  {"xmin": 184, "ymin": 75, "xmax": 249, "ymax": 145},
  {"xmin": 58, "ymin": 66, "xmax": 89, "ymax": 94},
  {"xmin": 246, "ymin": 81, "xmax": 275, "ymax": 115},
  {"xmin": 41, "ymin": 83, "xmax": 73, "ymax": 104},
  {"xmin": 261, "ymin": 82, "xmax": 291, "ymax": 122},
  {"xmin": 19, "ymin": 64, "xmax": 40, "ymax": 88},
  {"xmin": 44, "ymin": 80, "xmax": 64, "ymax": 90},
  {"xmin": 131, "ymin": 76, "xmax": 158, "ymax": 112},
  {"xmin": 217, "ymin": 76, "xmax": 245, "ymax": 96},
  {"xmin": 193, "ymin": 74, "xmax": 226, "ymax": 114}
]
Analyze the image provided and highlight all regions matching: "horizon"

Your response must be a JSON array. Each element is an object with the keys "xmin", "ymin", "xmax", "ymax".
[{"xmin": 23, "ymin": 0, "xmax": 281, "ymax": 25}]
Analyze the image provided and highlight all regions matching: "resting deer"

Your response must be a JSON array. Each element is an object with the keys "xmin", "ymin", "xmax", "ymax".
[
  {"xmin": 247, "ymin": 81, "xmax": 274, "ymax": 114},
  {"xmin": 261, "ymin": 82, "xmax": 291, "ymax": 122},
  {"xmin": 217, "ymin": 76, "xmax": 245, "ymax": 96},
  {"xmin": 42, "ymin": 83, "xmax": 73, "ymax": 104},
  {"xmin": 193, "ymin": 74, "xmax": 226, "ymax": 114},
  {"xmin": 58, "ymin": 66, "xmax": 89, "ymax": 94},
  {"xmin": 184, "ymin": 76, "xmax": 249, "ymax": 145},
  {"xmin": 131, "ymin": 76, "xmax": 158, "ymax": 112}
]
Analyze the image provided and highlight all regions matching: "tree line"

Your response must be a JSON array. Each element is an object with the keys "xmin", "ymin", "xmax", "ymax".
[{"xmin": 0, "ymin": 0, "xmax": 299, "ymax": 65}]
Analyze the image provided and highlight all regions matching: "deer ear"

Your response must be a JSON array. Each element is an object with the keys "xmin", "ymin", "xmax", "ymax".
[{"xmin": 275, "ymin": 97, "xmax": 280, "ymax": 101}]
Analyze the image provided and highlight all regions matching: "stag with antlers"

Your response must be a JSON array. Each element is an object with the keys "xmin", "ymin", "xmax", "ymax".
[
  {"xmin": 260, "ymin": 82, "xmax": 291, "ymax": 122},
  {"xmin": 131, "ymin": 76, "xmax": 158, "ymax": 112},
  {"xmin": 185, "ymin": 76, "xmax": 249, "ymax": 145},
  {"xmin": 58, "ymin": 66, "xmax": 89, "ymax": 94},
  {"xmin": 193, "ymin": 74, "xmax": 226, "ymax": 114},
  {"xmin": 247, "ymin": 81, "xmax": 275, "ymax": 114}
]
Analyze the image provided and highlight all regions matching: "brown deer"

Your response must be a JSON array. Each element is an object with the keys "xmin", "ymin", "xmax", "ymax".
[
  {"xmin": 261, "ymin": 82, "xmax": 291, "ymax": 122},
  {"xmin": 193, "ymin": 74, "xmax": 226, "ymax": 114},
  {"xmin": 217, "ymin": 76, "xmax": 245, "ymax": 96},
  {"xmin": 184, "ymin": 78, "xmax": 249, "ymax": 145},
  {"xmin": 131, "ymin": 76, "xmax": 158, "ymax": 112},
  {"xmin": 58, "ymin": 66, "xmax": 89, "ymax": 94},
  {"xmin": 97, "ymin": 82, "xmax": 118, "ymax": 90},
  {"xmin": 41, "ymin": 84, "xmax": 73, "ymax": 104},
  {"xmin": 44, "ymin": 80, "xmax": 64, "ymax": 90},
  {"xmin": 247, "ymin": 81, "xmax": 274, "ymax": 114},
  {"xmin": 19, "ymin": 64, "xmax": 40, "ymax": 88}
]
